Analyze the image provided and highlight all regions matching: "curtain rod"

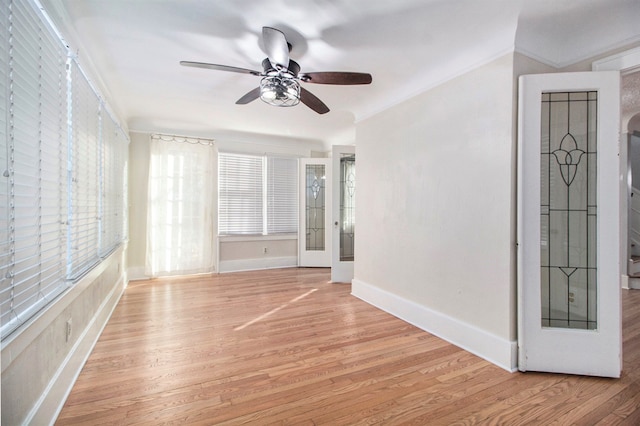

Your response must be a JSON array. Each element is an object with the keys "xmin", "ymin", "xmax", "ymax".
[{"xmin": 151, "ymin": 133, "xmax": 215, "ymax": 146}]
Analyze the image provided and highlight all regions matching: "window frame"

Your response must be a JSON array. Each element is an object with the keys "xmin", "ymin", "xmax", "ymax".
[{"xmin": 218, "ymin": 152, "xmax": 298, "ymax": 237}]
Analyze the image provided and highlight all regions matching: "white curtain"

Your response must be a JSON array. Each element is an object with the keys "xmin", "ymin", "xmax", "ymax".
[{"xmin": 145, "ymin": 135, "xmax": 217, "ymax": 277}]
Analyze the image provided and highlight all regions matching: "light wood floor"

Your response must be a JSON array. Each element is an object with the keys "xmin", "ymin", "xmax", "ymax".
[{"xmin": 56, "ymin": 268, "xmax": 640, "ymax": 425}]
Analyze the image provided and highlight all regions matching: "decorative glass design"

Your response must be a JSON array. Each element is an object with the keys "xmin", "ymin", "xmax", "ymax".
[
  {"xmin": 305, "ymin": 164, "xmax": 325, "ymax": 251},
  {"xmin": 340, "ymin": 155, "xmax": 355, "ymax": 261},
  {"xmin": 540, "ymin": 91, "xmax": 597, "ymax": 330}
]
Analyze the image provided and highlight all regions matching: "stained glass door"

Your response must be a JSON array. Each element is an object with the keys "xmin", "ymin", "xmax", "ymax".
[
  {"xmin": 299, "ymin": 158, "xmax": 332, "ymax": 267},
  {"xmin": 331, "ymin": 145, "xmax": 355, "ymax": 283},
  {"xmin": 518, "ymin": 71, "xmax": 621, "ymax": 377}
]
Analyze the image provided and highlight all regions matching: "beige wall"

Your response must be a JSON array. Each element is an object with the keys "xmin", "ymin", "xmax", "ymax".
[
  {"xmin": 219, "ymin": 239, "xmax": 297, "ymax": 260},
  {"xmin": 353, "ymin": 53, "xmax": 518, "ymax": 369},
  {"xmin": 218, "ymin": 237, "xmax": 298, "ymax": 272},
  {"xmin": 128, "ymin": 132, "xmax": 151, "ymax": 277}
]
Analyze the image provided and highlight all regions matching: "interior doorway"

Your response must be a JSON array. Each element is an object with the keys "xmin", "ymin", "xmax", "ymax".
[
  {"xmin": 626, "ymin": 127, "xmax": 640, "ymax": 284},
  {"xmin": 592, "ymin": 50, "xmax": 640, "ymax": 290},
  {"xmin": 621, "ymin": 69, "xmax": 640, "ymax": 288}
]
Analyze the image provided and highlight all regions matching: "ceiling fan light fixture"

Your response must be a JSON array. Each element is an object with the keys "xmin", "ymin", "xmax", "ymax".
[
  {"xmin": 259, "ymin": 75, "xmax": 300, "ymax": 107},
  {"xmin": 180, "ymin": 27, "xmax": 371, "ymax": 114}
]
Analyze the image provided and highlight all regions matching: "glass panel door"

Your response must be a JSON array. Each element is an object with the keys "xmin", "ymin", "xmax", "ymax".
[
  {"xmin": 299, "ymin": 158, "xmax": 331, "ymax": 267},
  {"xmin": 332, "ymin": 145, "xmax": 355, "ymax": 283},
  {"xmin": 306, "ymin": 163, "xmax": 327, "ymax": 252},
  {"xmin": 339, "ymin": 154, "xmax": 355, "ymax": 262},
  {"xmin": 518, "ymin": 71, "xmax": 621, "ymax": 377}
]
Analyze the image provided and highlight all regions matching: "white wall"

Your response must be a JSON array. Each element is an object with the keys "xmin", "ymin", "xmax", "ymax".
[{"xmin": 353, "ymin": 53, "xmax": 518, "ymax": 370}]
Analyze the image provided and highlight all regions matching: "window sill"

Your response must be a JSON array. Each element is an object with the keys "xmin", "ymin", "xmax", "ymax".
[{"xmin": 218, "ymin": 233, "xmax": 297, "ymax": 243}]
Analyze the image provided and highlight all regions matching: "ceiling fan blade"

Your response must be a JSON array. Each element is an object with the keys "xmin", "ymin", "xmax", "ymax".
[
  {"xmin": 235, "ymin": 87, "xmax": 261, "ymax": 105},
  {"xmin": 180, "ymin": 61, "xmax": 261, "ymax": 76},
  {"xmin": 262, "ymin": 27, "xmax": 290, "ymax": 70},
  {"xmin": 300, "ymin": 87, "xmax": 330, "ymax": 114},
  {"xmin": 300, "ymin": 72, "xmax": 372, "ymax": 85}
]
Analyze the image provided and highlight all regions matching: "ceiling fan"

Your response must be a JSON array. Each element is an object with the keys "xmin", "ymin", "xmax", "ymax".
[{"xmin": 180, "ymin": 27, "xmax": 372, "ymax": 114}]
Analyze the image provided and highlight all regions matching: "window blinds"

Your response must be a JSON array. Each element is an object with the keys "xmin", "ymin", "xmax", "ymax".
[
  {"xmin": 267, "ymin": 157, "xmax": 298, "ymax": 234},
  {"xmin": 0, "ymin": 5, "xmax": 7, "ymax": 319},
  {"xmin": 218, "ymin": 153, "xmax": 298, "ymax": 236},
  {"xmin": 218, "ymin": 153, "xmax": 263, "ymax": 235},
  {"xmin": 0, "ymin": 0, "xmax": 68, "ymax": 338},
  {"xmin": 68, "ymin": 60, "xmax": 101, "ymax": 279},
  {"xmin": 0, "ymin": 0, "xmax": 129, "ymax": 339},
  {"xmin": 100, "ymin": 116, "xmax": 128, "ymax": 258}
]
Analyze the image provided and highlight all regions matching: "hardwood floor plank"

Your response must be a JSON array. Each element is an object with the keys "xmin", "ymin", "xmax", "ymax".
[
  {"xmin": 55, "ymin": 268, "xmax": 640, "ymax": 425},
  {"xmin": 547, "ymin": 379, "xmax": 631, "ymax": 425}
]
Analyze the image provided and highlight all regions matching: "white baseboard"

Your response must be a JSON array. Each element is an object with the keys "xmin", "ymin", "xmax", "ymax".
[
  {"xmin": 130, "ymin": 257, "xmax": 298, "ymax": 277},
  {"xmin": 352, "ymin": 278, "xmax": 518, "ymax": 373},
  {"xmin": 127, "ymin": 266, "xmax": 150, "ymax": 281},
  {"xmin": 629, "ymin": 276, "xmax": 640, "ymax": 290},
  {"xmin": 219, "ymin": 256, "xmax": 298, "ymax": 273},
  {"xmin": 622, "ymin": 274, "xmax": 630, "ymax": 290}
]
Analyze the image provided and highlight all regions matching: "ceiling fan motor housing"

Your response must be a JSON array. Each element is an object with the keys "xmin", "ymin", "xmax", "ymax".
[
  {"xmin": 261, "ymin": 58, "xmax": 300, "ymax": 76},
  {"xmin": 260, "ymin": 58, "xmax": 301, "ymax": 107}
]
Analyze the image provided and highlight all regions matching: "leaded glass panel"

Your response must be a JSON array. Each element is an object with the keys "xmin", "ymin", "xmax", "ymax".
[
  {"xmin": 540, "ymin": 91, "xmax": 597, "ymax": 330},
  {"xmin": 340, "ymin": 154, "xmax": 355, "ymax": 261},
  {"xmin": 305, "ymin": 164, "xmax": 325, "ymax": 251}
]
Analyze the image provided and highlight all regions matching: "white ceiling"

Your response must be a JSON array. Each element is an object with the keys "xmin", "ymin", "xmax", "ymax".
[{"xmin": 40, "ymin": 0, "xmax": 640, "ymax": 146}]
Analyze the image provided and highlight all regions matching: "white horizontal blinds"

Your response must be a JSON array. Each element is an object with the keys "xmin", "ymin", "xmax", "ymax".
[
  {"xmin": 0, "ymin": 0, "xmax": 128, "ymax": 339},
  {"xmin": 68, "ymin": 59, "xmax": 101, "ymax": 279},
  {"xmin": 99, "ymin": 109, "xmax": 110, "ymax": 255},
  {"xmin": 118, "ymin": 128, "xmax": 129, "ymax": 242},
  {"xmin": 267, "ymin": 157, "xmax": 298, "ymax": 234},
  {"xmin": 219, "ymin": 153, "xmax": 264, "ymax": 235},
  {"xmin": 0, "ymin": 0, "xmax": 68, "ymax": 338},
  {"xmin": 0, "ymin": 1, "xmax": 11, "ymax": 336},
  {"xmin": 31, "ymin": 0, "xmax": 67, "ymax": 313},
  {"xmin": 100, "ymin": 113, "xmax": 126, "ymax": 256},
  {"xmin": 115, "ymin": 125, "xmax": 128, "ymax": 248},
  {"xmin": 219, "ymin": 153, "xmax": 299, "ymax": 236}
]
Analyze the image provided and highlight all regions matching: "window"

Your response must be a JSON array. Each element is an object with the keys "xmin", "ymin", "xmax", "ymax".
[
  {"xmin": 0, "ymin": 0, "xmax": 128, "ymax": 339},
  {"xmin": 145, "ymin": 135, "xmax": 216, "ymax": 277},
  {"xmin": 101, "ymin": 114, "xmax": 129, "ymax": 258},
  {"xmin": 218, "ymin": 154, "xmax": 263, "ymax": 235},
  {"xmin": 267, "ymin": 157, "xmax": 298, "ymax": 234},
  {"xmin": 0, "ymin": 0, "xmax": 68, "ymax": 338},
  {"xmin": 219, "ymin": 153, "xmax": 298, "ymax": 235},
  {"xmin": 68, "ymin": 60, "xmax": 101, "ymax": 279}
]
